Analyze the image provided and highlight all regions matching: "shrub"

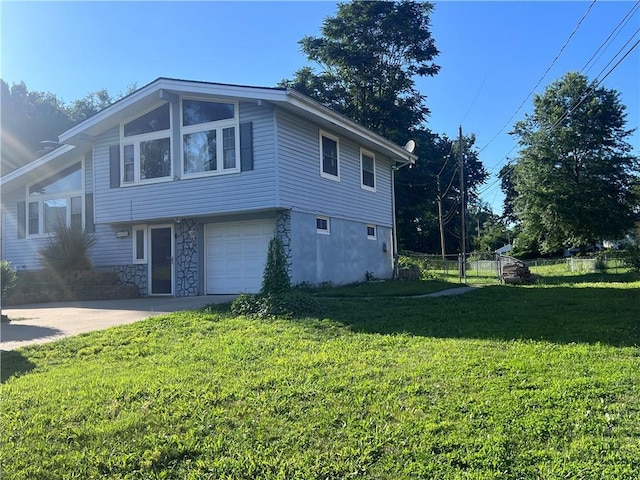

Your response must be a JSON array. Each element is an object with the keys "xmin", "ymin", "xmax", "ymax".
[
  {"xmin": 594, "ymin": 254, "xmax": 607, "ymax": 273},
  {"xmin": 261, "ymin": 236, "xmax": 291, "ymax": 296},
  {"xmin": 232, "ymin": 236, "xmax": 321, "ymax": 319},
  {"xmin": 622, "ymin": 244, "xmax": 640, "ymax": 272},
  {"xmin": 231, "ymin": 292, "xmax": 320, "ymax": 319},
  {"xmin": 39, "ymin": 224, "xmax": 96, "ymax": 271},
  {"xmin": 1, "ymin": 261, "xmax": 17, "ymax": 297},
  {"xmin": 397, "ymin": 255, "xmax": 442, "ymax": 281}
]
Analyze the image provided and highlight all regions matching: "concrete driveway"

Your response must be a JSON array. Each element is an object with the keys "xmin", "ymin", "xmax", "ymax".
[{"xmin": 1, "ymin": 295, "xmax": 236, "ymax": 351}]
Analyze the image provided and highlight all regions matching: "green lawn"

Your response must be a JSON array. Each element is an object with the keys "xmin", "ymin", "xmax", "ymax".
[
  {"xmin": 309, "ymin": 279, "xmax": 457, "ymax": 297},
  {"xmin": 2, "ymin": 274, "xmax": 639, "ymax": 479}
]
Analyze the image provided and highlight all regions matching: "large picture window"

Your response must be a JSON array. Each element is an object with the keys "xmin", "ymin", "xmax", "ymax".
[
  {"xmin": 26, "ymin": 162, "xmax": 83, "ymax": 236},
  {"xmin": 121, "ymin": 103, "xmax": 172, "ymax": 183},
  {"xmin": 181, "ymin": 99, "xmax": 239, "ymax": 176}
]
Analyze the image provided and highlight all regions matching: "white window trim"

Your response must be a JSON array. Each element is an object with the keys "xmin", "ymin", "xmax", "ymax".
[
  {"xmin": 120, "ymin": 103, "xmax": 173, "ymax": 186},
  {"xmin": 25, "ymin": 159, "xmax": 85, "ymax": 238},
  {"xmin": 319, "ymin": 130, "xmax": 340, "ymax": 181},
  {"xmin": 316, "ymin": 216, "xmax": 330, "ymax": 235},
  {"xmin": 132, "ymin": 225, "xmax": 147, "ymax": 264},
  {"xmin": 360, "ymin": 148, "xmax": 376, "ymax": 192},
  {"xmin": 180, "ymin": 98, "xmax": 241, "ymax": 178},
  {"xmin": 367, "ymin": 224, "xmax": 377, "ymax": 240}
]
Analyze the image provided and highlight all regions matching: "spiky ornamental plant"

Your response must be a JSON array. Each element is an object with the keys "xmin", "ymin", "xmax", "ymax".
[
  {"xmin": 260, "ymin": 236, "xmax": 291, "ymax": 297},
  {"xmin": 39, "ymin": 223, "xmax": 96, "ymax": 272}
]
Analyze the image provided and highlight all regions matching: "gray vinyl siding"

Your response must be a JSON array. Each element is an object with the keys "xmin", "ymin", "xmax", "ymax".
[
  {"xmin": 93, "ymin": 102, "xmax": 277, "ymax": 225},
  {"xmin": 1, "ymin": 188, "xmax": 46, "ymax": 269},
  {"xmin": 289, "ymin": 210, "xmax": 393, "ymax": 285},
  {"xmin": 276, "ymin": 109, "xmax": 394, "ymax": 227},
  {"xmin": 91, "ymin": 224, "xmax": 136, "ymax": 267}
]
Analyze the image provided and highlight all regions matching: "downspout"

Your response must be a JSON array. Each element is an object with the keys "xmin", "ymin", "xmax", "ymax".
[{"xmin": 391, "ymin": 157, "xmax": 414, "ymax": 279}]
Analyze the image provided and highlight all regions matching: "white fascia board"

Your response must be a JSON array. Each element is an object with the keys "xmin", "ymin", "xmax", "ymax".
[
  {"xmin": 0, "ymin": 144, "xmax": 77, "ymax": 190},
  {"xmin": 284, "ymin": 90, "xmax": 417, "ymax": 165},
  {"xmin": 58, "ymin": 78, "xmax": 289, "ymax": 145},
  {"xmin": 155, "ymin": 78, "xmax": 288, "ymax": 102},
  {"xmin": 59, "ymin": 80, "xmax": 167, "ymax": 144}
]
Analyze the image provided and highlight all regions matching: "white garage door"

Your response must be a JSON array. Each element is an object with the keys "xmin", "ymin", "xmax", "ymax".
[{"xmin": 205, "ymin": 219, "xmax": 275, "ymax": 294}]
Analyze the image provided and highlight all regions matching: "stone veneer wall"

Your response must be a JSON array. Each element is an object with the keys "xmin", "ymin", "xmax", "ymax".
[
  {"xmin": 276, "ymin": 210, "xmax": 292, "ymax": 278},
  {"xmin": 113, "ymin": 264, "xmax": 148, "ymax": 297},
  {"xmin": 175, "ymin": 218, "xmax": 199, "ymax": 297}
]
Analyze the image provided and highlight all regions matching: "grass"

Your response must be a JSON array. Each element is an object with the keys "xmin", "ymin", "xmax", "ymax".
[
  {"xmin": 1, "ymin": 273, "xmax": 639, "ymax": 479},
  {"xmin": 309, "ymin": 279, "xmax": 456, "ymax": 297}
]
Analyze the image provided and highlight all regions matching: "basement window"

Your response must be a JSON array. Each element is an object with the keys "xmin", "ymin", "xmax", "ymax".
[
  {"xmin": 316, "ymin": 216, "xmax": 330, "ymax": 234},
  {"xmin": 367, "ymin": 225, "xmax": 377, "ymax": 240}
]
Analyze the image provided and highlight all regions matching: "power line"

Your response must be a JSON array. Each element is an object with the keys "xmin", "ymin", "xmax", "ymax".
[
  {"xmin": 581, "ymin": 1, "xmax": 640, "ymax": 74},
  {"xmin": 477, "ymin": 35, "xmax": 640, "ymax": 200},
  {"xmin": 478, "ymin": 0, "xmax": 598, "ymax": 154},
  {"xmin": 459, "ymin": 75, "xmax": 487, "ymax": 125},
  {"xmin": 547, "ymin": 33, "xmax": 640, "ymax": 134},
  {"xmin": 475, "ymin": 2, "xmax": 638, "ymax": 210}
]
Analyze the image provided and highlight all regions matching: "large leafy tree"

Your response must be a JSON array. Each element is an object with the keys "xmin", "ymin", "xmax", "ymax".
[
  {"xmin": 283, "ymin": 0, "xmax": 439, "ymax": 142},
  {"xmin": 1, "ymin": 80, "xmax": 131, "ymax": 175},
  {"xmin": 1, "ymin": 80, "xmax": 72, "ymax": 174},
  {"xmin": 503, "ymin": 72, "xmax": 639, "ymax": 253}
]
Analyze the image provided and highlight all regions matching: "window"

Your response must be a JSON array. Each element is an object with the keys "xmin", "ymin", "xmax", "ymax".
[
  {"xmin": 367, "ymin": 225, "xmax": 377, "ymax": 240},
  {"xmin": 121, "ymin": 104, "xmax": 172, "ymax": 183},
  {"xmin": 181, "ymin": 99, "xmax": 239, "ymax": 176},
  {"xmin": 320, "ymin": 131, "xmax": 339, "ymax": 180},
  {"xmin": 70, "ymin": 197, "xmax": 83, "ymax": 230},
  {"xmin": 133, "ymin": 225, "xmax": 147, "ymax": 264},
  {"xmin": 360, "ymin": 149, "xmax": 376, "ymax": 191},
  {"xmin": 316, "ymin": 216, "xmax": 330, "ymax": 234},
  {"xmin": 26, "ymin": 162, "xmax": 83, "ymax": 236},
  {"xmin": 28, "ymin": 202, "xmax": 39, "ymax": 235}
]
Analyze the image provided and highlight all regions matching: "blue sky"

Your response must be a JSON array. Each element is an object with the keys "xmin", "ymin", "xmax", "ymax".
[{"xmin": 1, "ymin": 1, "xmax": 638, "ymax": 214}]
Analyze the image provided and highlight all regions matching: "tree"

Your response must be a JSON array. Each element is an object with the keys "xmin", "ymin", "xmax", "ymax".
[
  {"xmin": 1, "ymin": 80, "xmax": 72, "ymax": 174},
  {"xmin": 282, "ymin": 0, "xmax": 439, "ymax": 142},
  {"xmin": 504, "ymin": 72, "xmax": 639, "ymax": 253},
  {"xmin": 1, "ymin": 80, "xmax": 133, "ymax": 175},
  {"xmin": 67, "ymin": 83, "xmax": 138, "ymax": 122}
]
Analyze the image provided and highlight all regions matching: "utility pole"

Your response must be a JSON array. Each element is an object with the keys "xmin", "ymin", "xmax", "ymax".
[
  {"xmin": 436, "ymin": 174, "xmax": 446, "ymax": 260},
  {"xmin": 458, "ymin": 126, "xmax": 466, "ymax": 272}
]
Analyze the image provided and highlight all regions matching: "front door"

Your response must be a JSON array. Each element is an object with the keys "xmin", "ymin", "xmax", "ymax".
[{"xmin": 150, "ymin": 225, "xmax": 173, "ymax": 295}]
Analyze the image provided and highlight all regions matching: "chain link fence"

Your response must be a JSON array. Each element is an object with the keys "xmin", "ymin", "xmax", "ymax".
[
  {"xmin": 398, "ymin": 251, "xmax": 502, "ymax": 284},
  {"xmin": 399, "ymin": 251, "xmax": 631, "ymax": 284}
]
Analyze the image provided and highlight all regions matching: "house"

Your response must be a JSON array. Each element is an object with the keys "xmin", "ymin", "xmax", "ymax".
[
  {"xmin": 1, "ymin": 78, "xmax": 416, "ymax": 296},
  {"xmin": 494, "ymin": 244, "xmax": 513, "ymax": 256}
]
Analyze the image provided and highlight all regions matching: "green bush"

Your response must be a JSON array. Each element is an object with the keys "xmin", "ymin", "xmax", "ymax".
[
  {"xmin": 622, "ymin": 244, "xmax": 640, "ymax": 272},
  {"xmin": 261, "ymin": 236, "xmax": 291, "ymax": 296},
  {"xmin": 594, "ymin": 254, "xmax": 607, "ymax": 273},
  {"xmin": 397, "ymin": 255, "xmax": 442, "ymax": 280},
  {"xmin": 232, "ymin": 236, "xmax": 321, "ymax": 318},
  {"xmin": 39, "ymin": 224, "xmax": 96, "ymax": 271},
  {"xmin": 1, "ymin": 261, "xmax": 18, "ymax": 297},
  {"xmin": 231, "ymin": 292, "xmax": 321, "ymax": 319}
]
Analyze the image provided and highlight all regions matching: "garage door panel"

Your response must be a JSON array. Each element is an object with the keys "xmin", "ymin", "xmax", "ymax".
[{"xmin": 206, "ymin": 219, "xmax": 275, "ymax": 294}]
